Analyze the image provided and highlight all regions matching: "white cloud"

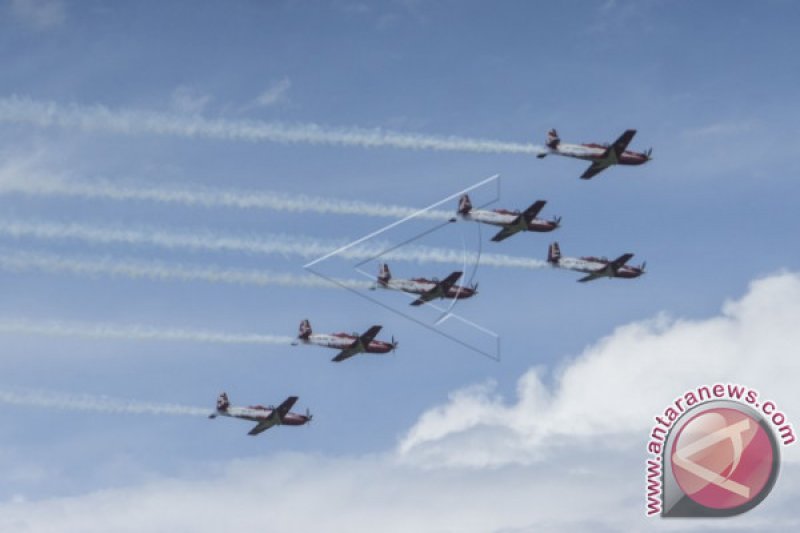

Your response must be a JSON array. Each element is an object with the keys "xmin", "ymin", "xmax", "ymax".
[
  {"xmin": 0, "ymin": 451, "xmax": 617, "ymax": 532},
  {"xmin": 399, "ymin": 272, "xmax": 800, "ymax": 467},
  {"xmin": 254, "ymin": 77, "xmax": 292, "ymax": 107},
  {"xmin": 170, "ymin": 86, "xmax": 212, "ymax": 114},
  {"xmin": 11, "ymin": 0, "xmax": 65, "ymax": 30},
  {"xmin": 0, "ymin": 447, "xmax": 796, "ymax": 532}
]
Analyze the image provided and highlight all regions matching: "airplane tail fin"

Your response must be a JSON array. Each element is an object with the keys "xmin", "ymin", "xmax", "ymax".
[
  {"xmin": 216, "ymin": 392, "xmax": 230, "ymax": 412},
  {"xmin": 378, "ymin": 263, "xmax": 391, "ymax": 286},
  {"xmin": 548, "ymin": 242, "xmax": 561, "ymax": 264},
  {"xmin": 457, "ymin": 194, "xmax": 473, "ymax": 215},
  {"xmin": 546, "ymin": 129, "xmax": 560, "ymax": 149},
  {"xmin": 298, "ymin": 319, "xmax": 312, "ymax": 340}
]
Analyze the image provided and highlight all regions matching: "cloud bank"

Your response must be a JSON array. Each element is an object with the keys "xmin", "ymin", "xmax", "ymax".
[{"xmin": 398, "ymin": 272, "xmax": 800, "ymax": 467}]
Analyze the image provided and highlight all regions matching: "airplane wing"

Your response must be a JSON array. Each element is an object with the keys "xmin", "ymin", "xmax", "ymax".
[
  {"xmin": 611, "ymin": 129, "xmax": 637, "ymax": 158},
  {"xmin": 410, "ymin": 271, "xmax": 463, "ymax": 306},
  {"xmin": 275, "ymin": 396, "xmax": 298, "ymax": 418},
  {"xmin": 247, "ymin": 396, "xmax": 299, "ymax": 434},
  {"xmin": 577, "ymin": 272, "xmax": 605, "ymax": 283},
  {"xmin": 331, "ymin": 347, "xmax": 359, "ymax": 362},
  {"xmin": 490, "ymin": 226, "xmax": 522, "ymax": 242},
  {"xmin": 248, "ymin": 417, "xmax": 278, "ymax": 436},
  {"xmin": 357, "ymin": 325, "xmax": 382, "ymax": 345},
  {"xmin": 332, "ymin": 325, "xmax": 382, "ymax": 362},
  {"xmin": 491, "ymin": 201, "xmax": 546, "ymax": 240},
  {"xmin": 608, "ymin": 253, "xmax": 634, "ymax": 271},
  {"xmin": 580, "ymin": 161, "xmax": 610, "ymax": 180},
  {"xmin": 521, "ymin": 200, "xmax": 547, "ymax": 222},
  {"xmin": 581, "ymin": 130, "xmax": 636, "ymax": 179},
  {"xmin": 577, "ymin": 253, "xmax": 634, "ymax": 283}
]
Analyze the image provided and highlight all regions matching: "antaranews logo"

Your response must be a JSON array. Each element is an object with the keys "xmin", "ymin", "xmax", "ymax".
[{"xmin": 645, "ymin": 383, "xmax": 795, "ymax": 518}]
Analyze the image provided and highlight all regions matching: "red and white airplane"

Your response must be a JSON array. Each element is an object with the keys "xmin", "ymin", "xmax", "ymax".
[
  {"xmin": 372, "ymin": 263, "xmax": 478, "ymax": 306},
  {"xmin": 536, "ymin": 129, "xmax": 652, "ymax": 179},
  {"xmin": 547, "ymin": 242, "xmax": 645, "ymax": 282},
  {"xmin": 453, "ymin": 194, "xmax": 560, "ymax": 242},
  {"xmin": 292, "ymin": 319, "xmax": 397, "ymax": 362},
  {"xmin": 208, "ymin": 392, "xmax": 312, "ymax": 436}
]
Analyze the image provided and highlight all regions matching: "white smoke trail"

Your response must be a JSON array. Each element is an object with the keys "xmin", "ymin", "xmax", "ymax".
[
  {"xmin": 0, "ymin": 219, "xmax": 550, "ymax": 270},
  {"xmin": 0, "ymin": 388, "xmax": 209, "ymax": 417},
  {"xmin": 0, "ymin": 176, "xmax": 454, "ymax": 221},
  {"xmin": 0, "ymin": 95, "xmax": 546, "ymax": 155},
  {"xmin": 0, "ymin": 250, "xmax": 373, "ymax": 289},
  {"xmin": 0, "ymin": 318, "xmax": 294, "ymax": 345}
]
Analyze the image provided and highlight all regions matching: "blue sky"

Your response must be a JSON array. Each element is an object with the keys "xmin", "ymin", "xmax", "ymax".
[{"xmin": 1, "ymin": 1, "xmax": 799, "ymax": 530}]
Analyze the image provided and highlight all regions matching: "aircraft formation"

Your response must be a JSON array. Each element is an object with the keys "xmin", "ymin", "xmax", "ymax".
[{"xmin": 214, "ymin": 128, "xmax": 652, "ymax": 436}]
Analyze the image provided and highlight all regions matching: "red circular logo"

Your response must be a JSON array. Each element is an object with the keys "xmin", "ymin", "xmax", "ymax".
[{"xmin": 670, "ymin": 407, "xmax": 776, "ymax": 510}]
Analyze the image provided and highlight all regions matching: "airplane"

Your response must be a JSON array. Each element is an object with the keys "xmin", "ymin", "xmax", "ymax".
[
  {"xmin": 371, "ymin": 263, "xmax": 478, "ymax": 306},
  {"xmin": 536, "ymin": 129, "xmax": 652, "ymax": 179},
  {"xmin": 452, "ymin": 194, "xmax": 560, "ymax": 242},
  {"xmin": 547, "ymin": 242, "xmax": 645, "ymax": 282},
  {"xmin": 208, "ymin": 392, "xmax": 312, "ymax": 436},
  {"xmin": 292, "ymin": 319, "xmax": 397, "ymax": 362}
]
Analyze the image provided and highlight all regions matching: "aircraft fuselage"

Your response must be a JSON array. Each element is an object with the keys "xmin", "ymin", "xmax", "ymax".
[
  {"xmin": 379, "ymin": 278, "xmax": 476, "ymax": 300},
  {"xmin": 461, "ymin": 209, "xmax": 558, "ymax": 232},
  {"xmin": 553, "ymin": 256, "xmax": 644, "ymax": 279},
  {"xmin": 301, "ymin": 333, "xmax": 394, "ymax": 354},
  {"xmin": 548, "ymin": 143, "xmax": 649, "ymax": 166},
  {"xmin": 217, "ymin": 406, "xmax": 310, "ymax": 426}
]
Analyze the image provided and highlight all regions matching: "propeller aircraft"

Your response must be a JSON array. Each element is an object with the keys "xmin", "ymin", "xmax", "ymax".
[
  {"xmin": 536, "ymin": 128, "xmax": 652, "ymax": 179},
  {"xmin": 371, "ymin": 263, "xmax": 477, "ymax": 306},
  {"xmin": 292, "ymin": 319, "xmax": 397, "ymax": 362},
  {"xmin": 547, "ymin": 242, "xmax": 646, "ymax": 282},
  {"xmin": 453, "ymin": 194, "xmax": 560, "ymax": 242},
  {"xmin": 208, "ymin": 392, "xmax": 312, "ymax": 436}
]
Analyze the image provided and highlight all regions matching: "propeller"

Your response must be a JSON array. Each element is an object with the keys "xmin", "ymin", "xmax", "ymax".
[
  {"xmin": 640, "ymin": 261, "xmax": 647, "ymax": 273},
  {"xmin": 552, "ymin": 215, "xmax": 562, "ymax": 227},
  {"xmin": 305, "ymin": 408, "xmax": 313, "ymax": 424},
  {"xmin": 645, "ymin": 148, "xmax": 653, "ymax": 159},
  {"xmin": 470, "ymin": 282, "xmax": 479, "ymax": 293},
  {"xmin": 391, "ymin": 336, "xmax": 398, "ymax": 352}
]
